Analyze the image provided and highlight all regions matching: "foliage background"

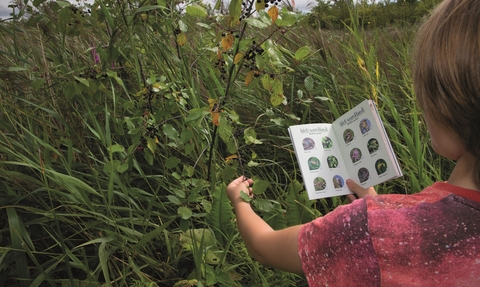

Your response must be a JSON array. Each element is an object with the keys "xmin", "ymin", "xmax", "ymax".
[{"xmin": 0, "ymin": 0, "xmax": 449, "ymax": 286}]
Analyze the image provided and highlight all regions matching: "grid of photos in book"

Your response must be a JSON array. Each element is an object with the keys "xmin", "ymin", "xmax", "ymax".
[
  {"xmin": 301, "ymin": 118, "xmax": 390, "ymax": 194},
  {"xmin": 341, "ymin": 117, "xmax": 389, "ymax": 186},
  {"xmin": 299, "ymin": 126, "xmax": 348, "ymax": 196}
]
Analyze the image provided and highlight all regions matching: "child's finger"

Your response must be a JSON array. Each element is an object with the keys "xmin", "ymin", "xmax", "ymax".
[{"xmin": 346, "ymin": 179, "xmax": 377, "ymax": 198}]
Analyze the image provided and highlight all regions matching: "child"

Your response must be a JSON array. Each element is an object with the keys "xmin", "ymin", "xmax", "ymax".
[{"xmin": 226, "ymin": 0, "xmax": 480, "ymax": 285}]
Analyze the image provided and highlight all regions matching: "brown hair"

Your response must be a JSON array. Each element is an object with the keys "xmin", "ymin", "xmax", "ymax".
[{"xmin": 413, "ymin": 0, "xmax": 480, "ymax": 186}]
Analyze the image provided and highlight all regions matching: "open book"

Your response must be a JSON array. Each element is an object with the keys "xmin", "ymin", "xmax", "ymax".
[{"xmin": 288, "ymin": 100, "xmax": 402, "ymax": 200}]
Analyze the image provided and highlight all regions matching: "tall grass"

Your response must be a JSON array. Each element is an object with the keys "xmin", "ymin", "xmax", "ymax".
[{"xmin": 0, "ymin": 1, "xmax": 449, "ymax": 286}]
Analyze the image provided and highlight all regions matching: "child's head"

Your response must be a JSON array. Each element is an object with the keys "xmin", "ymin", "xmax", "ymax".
[{"xmin": 413, "ymin": 0, "xmax": 480, "ymax": 184}]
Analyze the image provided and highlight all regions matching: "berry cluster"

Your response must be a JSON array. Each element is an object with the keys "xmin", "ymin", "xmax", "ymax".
[
  {"xmin": 145, "ymin": 124, "xmax": 159, "ymax": 139},
  {"xmin": 264, "ymin": 0, "xmax": 281, "ymax": 9},
  {"xmin": 70, "ymin": 6, "xmax": 91, "ymax": 17},
  {"xmin": 137, "ymin": 118, "xmax": 160, "ymax": 151},
  {"xmin": 240, "ymin": 1, "xmax": 254, "ymax": 21},
  {"xmin": 239, "ymin": 0, "xmax": 281, "ymax": 21},
  {"xmin": 216, "ymin": 58, "xmax": 227, "ymax": 80},
  {"xmin": 243, "ymin": 42, "xmax": 265, "ymax": 73},
  {"xmin": 143, "ymin": 86, "xmax": 157, "ymax": 111}
]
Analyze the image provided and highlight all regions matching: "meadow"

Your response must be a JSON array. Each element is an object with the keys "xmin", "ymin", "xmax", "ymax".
[{"xmin": 0, "ymin": 0, "xmax": 451, "ymax": 286}]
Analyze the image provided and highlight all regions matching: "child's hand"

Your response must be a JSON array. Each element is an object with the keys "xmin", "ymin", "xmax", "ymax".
[
  {"xmin": 346, "ymin": 179, "xmax": 377, "ymax": 202},
  {"xmin": 226, "ymin": 176, "xmax": 254, "ymax": 206}
]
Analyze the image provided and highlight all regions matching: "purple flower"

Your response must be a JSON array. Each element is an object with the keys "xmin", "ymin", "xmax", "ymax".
[{"xmin": 91, "ymin": 46, "xmax": 100, "ymax": 65}]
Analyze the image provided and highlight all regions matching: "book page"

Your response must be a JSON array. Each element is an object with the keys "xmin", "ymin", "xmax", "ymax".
[
  {"xmin": 332, "ymin": 100, "xmax": 402, "ymax": 188},
  {"xmin": 288, "ymin": 124, "xmax": 353, "ymax": 199}
]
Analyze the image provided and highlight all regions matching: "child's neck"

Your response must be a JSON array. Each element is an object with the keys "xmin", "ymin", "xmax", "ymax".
[{"xmin": 447, "ymin": 153, "xmax": 480, "ymax": 192}]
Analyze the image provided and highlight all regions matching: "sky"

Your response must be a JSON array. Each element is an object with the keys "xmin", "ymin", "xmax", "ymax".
[{"xmin": 0, "ymin": 0, "xmax": 317, "ymax": 20}]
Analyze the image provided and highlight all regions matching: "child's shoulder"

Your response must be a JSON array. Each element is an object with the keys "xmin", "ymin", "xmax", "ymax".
[{"xmin": 365, "ymin": 182, "xmax": 453, "ymax": 211}]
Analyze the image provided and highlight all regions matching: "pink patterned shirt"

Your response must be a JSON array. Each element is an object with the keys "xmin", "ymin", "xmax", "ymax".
[{"xmin": 298, "ymin": 182, "xmax": 480, "ymax": 286}]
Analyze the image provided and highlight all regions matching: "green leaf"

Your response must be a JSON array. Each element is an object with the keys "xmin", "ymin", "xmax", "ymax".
[
  {"xmin": 7, "ymin": 207, "xmax": 31, "ymax": 285},
  {"xmin": 261, "ymin": 74, "xmax": 274, "ymax": 90},
  {"xmin": 99, "ymin": 242, "xmax": 111, "ymax": 285},
  {"xmin": 197, "ymin": 22, "xmax": 212, "ymax": 29},
  {"xmin": 108, "ymin": 144, "xmax": 124, "ymax": 153},
  {"xmin": 276, "ymin": 9, "xmax": 297, "ymax": 27},
  {"xmin": 255, "ymin": 53, "xmax": 266, "ymax": 71},
  {"xmin": 206, "ymin": 184, "xmax": 233, "ymax": 245},
  {"xmin": 255, "ymin": 0, "xmax": 266, "ymax": 13},
  {"xmin": 239, "ymin": 191, "xmax": 252, "ymax": 202},
  {"xmin": 31, "ymin": 79, "xmax": 45, "ymax": 91},
  {"xmin": 178, "ymin": 206, "xmax": 193, "ymax": 220},
  {"xmin": 186, "ymin": 107, "xmax": 209, "ymax": 124},
  {"xmin": 165, "ymin": 157, "xmax": 181, "ymax": 169},
  {"xmin": 116, "ymin": 163, "xmax": 129, "ymax": 173},
  {"xmin": 163, "ymin": 124, "xmax": 178, "ymax": 140},
  {"xmin": 74, "ymin": 76, "xmax": 90, "ymax": 87},
  {"xmin": 167, "ymin": 195, "xmax": 182, "ymax": 205},
  {"xmin": 304, "ymin": 76, "xmax": 314, "ymax": 91},
  {"xmin": 33, "ymin": 0, "xmax": 47, "ymax": 7},
  {"xmin": 294, "ymin": 46, "xmax": 311, "ymax": 61},
  {"xmin": 273, "ymin": 78, "xmax": 283, "ymax": 95},
  {"xmin": 297, "ymin": 89, "xmax": 304, "ymax": 99},
  {"xmin": 218, "ymin": 117, "xmax": 233, "ymax": 143},
  {"xmin": 315, "ymin": 96, "xmax": 330, "ymax": 101},
  {"xmin": 252, "ymin": 179, "xmax": 269, "ymax": 195},
  {"xmin": 178, "ymin": 19, "xmax": 188, "ymax": 32},
  {"xmin": 244, "ymin": 127, "xmax": 262, "ymax": 145},
  {"xmin": 143, "ymin": 149, "xmax": 154, "ymax": 165},
  {"xmin": 147, "ymin": 137, "xmax": 157, "ymax": 154},
  {"xmin": 131, "ymin": 218, "xmax": 176, "ymax": 251},
  {"xmin": 201, "ymin": 199, "xmax": 212, "ymax": 213},
  {"xmin": 221, "ymin": 166, "xmax": 237, "ymax": 183},
  {"xmin": 271, "ymin": 78, "xmax": 285, "ymax": 106},
  {"xmin": 56, "ymin": 1, "xmax": 71, "ymax": 8},
  {"xmin": 186, "ymin": 4, "xmax": 207, "ymax": 18},
  {"xmin": 285, "ymin": 180, "xmax": 315, "ymax": 225},
  {"xmin": 270, "ymin": 118, "xmax": 285, "ymax": 127},
  {"xmin": 133, "ymin": 5, "xmax": 165, "ymax": 15},
  {"xmin": 104, "ymin": 160, "xmax": 121, "ymax": 173},
  {"xmin": 270, "ymin": 93, "xmax": 284, "ymax": 106},
  {"xmin": 98, "ymin": 0, "xmax": 115, "ymax": 30},
  {"xmin": 183, "ymin": 165, "xmax": 195, "ymax": 177},
  {"xmin": 264, "ymin": 202, "xmax": 287, "ymax": 230},
  {"xmin": 245, "ymin": 18, "xmax": 269, "ymax": 29},
  {"xmin": 228, "ymin": 0, "xmax": 242, "ymax": 26},
  {"xmin": 7, "ymin": 66, "xmax": 28, "ymax": 71},
  {"xmin": 180, "ymin": 129, "xmax": 193, "ymax": 143},
  {"xmin": 253, "ymin": 198, "xmax": 274, "ymax": 212}
]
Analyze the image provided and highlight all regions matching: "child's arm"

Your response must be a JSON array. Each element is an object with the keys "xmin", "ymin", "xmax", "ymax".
[{"xmin": 226, "ymin": 176, "xmax": 304, "ymax": 275}]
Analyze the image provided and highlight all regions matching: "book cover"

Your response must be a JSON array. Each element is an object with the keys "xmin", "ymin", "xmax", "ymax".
[{"xmin": 288, "ymin": 100, "xmax": 402, "ymax": 200}]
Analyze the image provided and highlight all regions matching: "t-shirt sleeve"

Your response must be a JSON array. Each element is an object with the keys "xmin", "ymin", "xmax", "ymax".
[{"xmin": 298, "ymin": 198, "xmax": 381, "ymax": 287}]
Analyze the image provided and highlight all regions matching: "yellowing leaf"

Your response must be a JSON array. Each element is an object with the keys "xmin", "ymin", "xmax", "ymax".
[
  {"xmin": 225, "ymin": 154, "xmax": 238, "ymax": 162},
  {"xmin": 268, "ymin": 6, "xmax": 279, "ymax": 25},
  {"xmin": 221, "ymin": 33, "xmax": 234, "ymax": 51},
  {"xmin": 270, "ymin": 93, "xmax": 284, "ymax": 106},
  {"xmin": 176, "ymin": 32, "xmax": 187, "ymax": 46},
  {"xmin": 234, "ymin": 53, "xmax": 244, "ymax": 64},
  {"xmin": 211, "ymin": 112, "xmax": 220, "ymax": 126},
  {"xmin": 245, "ymin": 70, "xmax": 255, "ymax": 87},
  {"xmin": 261, "ymin": 74, "xmax": 274, "ymax": 91},
  {"xmin": 208, "ymin": 98, "xmax": 218, "ymax": 110}
]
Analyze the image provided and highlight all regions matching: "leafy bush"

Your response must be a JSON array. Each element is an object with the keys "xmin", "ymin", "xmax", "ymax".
[{"xmin": 0, "ymin": 0, "xmax": 450, "ymax": 286}]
